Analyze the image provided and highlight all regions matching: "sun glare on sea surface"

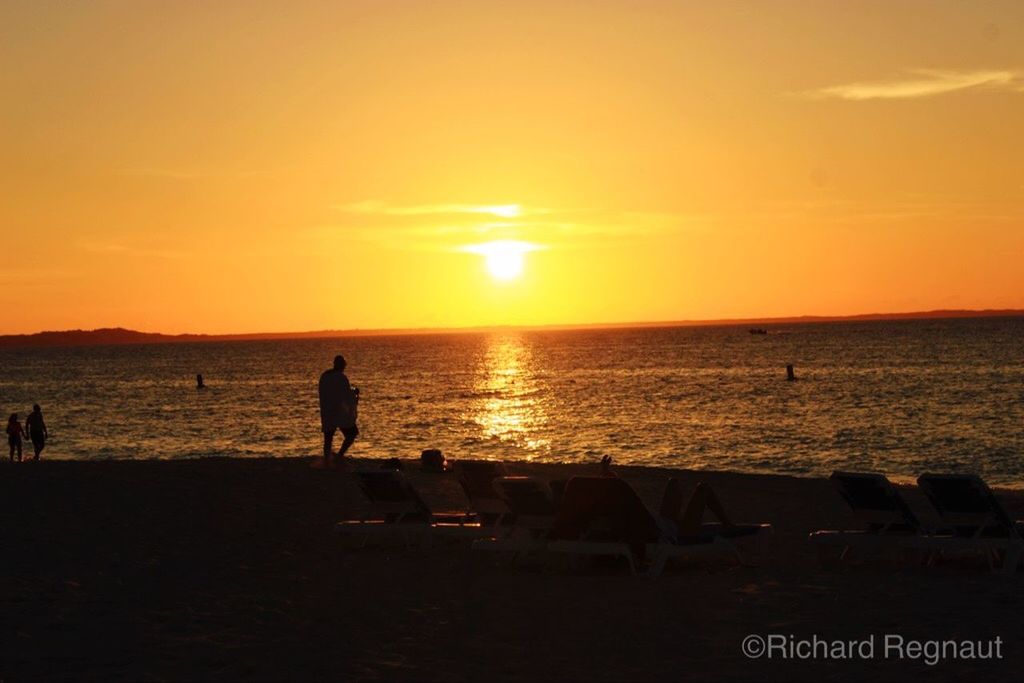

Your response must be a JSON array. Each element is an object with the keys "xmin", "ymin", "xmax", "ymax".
[{"xmin": 463, "ymin": 241, "xmax": 540, "ymax": 282}]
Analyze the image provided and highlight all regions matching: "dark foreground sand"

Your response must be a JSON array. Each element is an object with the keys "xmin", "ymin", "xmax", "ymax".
[{"xmin": 3, "ymin": 457, "xmax": 1023, "ymax": 682}]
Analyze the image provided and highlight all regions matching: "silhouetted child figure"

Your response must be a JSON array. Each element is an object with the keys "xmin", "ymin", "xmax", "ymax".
[
  {"xmin": 7, "ymin": 413, "xmax": 25, "ymax": 462},
  {"xmin": 25, "ymin": 404, "xmax": 47, "ymax": 460}
]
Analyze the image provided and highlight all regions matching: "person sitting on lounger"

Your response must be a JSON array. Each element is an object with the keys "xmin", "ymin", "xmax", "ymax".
[
  {"xmin": 596, "ymin": 455, "xmax": 738, "ymax": 538},
  {"xmin": 658, "ymin": 478, "xmax": 737, "ymax": 539},
  {"xmin": 548, "ymin": 475, "xmax": 662, "ymax": 559}
]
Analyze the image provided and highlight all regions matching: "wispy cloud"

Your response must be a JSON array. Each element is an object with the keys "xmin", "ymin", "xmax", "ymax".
[
  {"xmin": 337, "ymin": 201, "xmax": 537, "ymax": 219},
  {"xmin": 763, "ymin": 196, "xmax": 1024, "ymax": 226},
  {"xmin": 461, "ymin": 240, "xmax": 545, "ymax": 256},
  {"xmin": 80, "ymin": 242, "xmax": 131, "ymax": 253},
  {"xmin": 117, "ymin": 167, "xmax": 278, "ymax": 180},
  {"xmin": 0, "ymin": 268, "xmax": 71, "ymax": 286},
  {"xmin": 311, "ymin": 196, "xmax": 1024, "ymax": 253},
  {"xmin": 78, "ymin": 241, "xmax": 185, "ymax": 259},
  {"xmin": 118, "ymin": 168, "xmax": 212, "ymax": 180},
  {"xmin": 316, "ymin": 201, "xmax": 707, "ymax": 251},
  {"xmin": 805, "ymin": 69, "xmax": 1023, "ymax": 101}
]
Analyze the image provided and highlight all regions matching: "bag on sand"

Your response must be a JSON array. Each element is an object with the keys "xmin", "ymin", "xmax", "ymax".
[{"xmin": 420, "ymin": 449, "xmax": 448, "ymax": 473}]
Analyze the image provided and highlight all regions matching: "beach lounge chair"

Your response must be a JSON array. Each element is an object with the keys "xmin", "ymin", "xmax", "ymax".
[
  {"xmin": 452, "ymin": 460, "xmax": 511, "ymax": 527},
  {"xmin": 912, "ymin": 474, "xmax": 1024, "ymax": 574},
  {"xmin": 809, "ymin": 471, "xmax": 927, "ymax": 561},
  {"xmin": 658, "ymin": 489, "xmax": 772, "ymax": 568},
  {"xmin": 472, "ymin": 476, "xmax": 558, "ymax": 561},
  {"xmin": 686, "ymin": 521, "xmax": 773, "ymax": 567},
  {"xmin": 545, "ymin": 477, "xmax": 733, "ymax": 578},
  {"xmin": 335, "ymin": 470, "xmax": 485, "ymax": 549}
]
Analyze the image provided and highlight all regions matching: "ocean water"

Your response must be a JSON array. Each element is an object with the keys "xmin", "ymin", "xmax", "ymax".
[{"xmin": 1, "ymin": 318, "xmax": 1022, "ymax": 484}]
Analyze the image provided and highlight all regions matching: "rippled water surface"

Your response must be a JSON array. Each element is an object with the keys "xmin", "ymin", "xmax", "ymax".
[{"xmin": 1, "ymin": 318, "xmax": 1022, "ymax": 483}]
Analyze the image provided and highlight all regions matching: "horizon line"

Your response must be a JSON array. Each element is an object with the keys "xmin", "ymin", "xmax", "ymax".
[{"xmin": 2, "ymin": 307, "xmax": 1023, "ymax": 346}]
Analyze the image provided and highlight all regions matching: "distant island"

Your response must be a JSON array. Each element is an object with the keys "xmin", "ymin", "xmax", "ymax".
[{"xmin": 0, "ymin": 309, "xmax": 1021, "ymax": 349}]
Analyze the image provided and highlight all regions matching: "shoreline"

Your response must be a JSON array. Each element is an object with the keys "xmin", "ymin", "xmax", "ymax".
[
  {"xmin": 9, "ymin": 455, "xmax": 1024, "ymax": 492},
  {"xmin": 3, "ymin": 457, "xmax": 1024, "ymax": 681}
]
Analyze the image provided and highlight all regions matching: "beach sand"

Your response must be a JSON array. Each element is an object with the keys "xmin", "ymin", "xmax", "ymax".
[{"xmin": 3, "ymin": 457, "xmax": 1023, "ymax": 681}]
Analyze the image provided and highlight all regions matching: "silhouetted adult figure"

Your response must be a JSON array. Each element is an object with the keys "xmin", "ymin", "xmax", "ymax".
[
  {"xmin": 6, "ymin": 413, "xmax": 25, "ymax": 462},
  {"xmin": 196, "ymin": 374, "xmax": 206, "ymax": 390},
  {"xmin": 25, "ymin": 404, "xmax": 47, "ymax": 460},
  {"xmin": 318, "ymin": 355, "xmax": 359, "ymax": 468}
]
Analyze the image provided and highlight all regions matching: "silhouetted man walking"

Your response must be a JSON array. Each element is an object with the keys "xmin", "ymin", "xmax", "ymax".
[
  {"xmin": 25, "ymin": 404, "xmax": 47, "ymax": 460},
  {"xmin": 318, "ymin": 355, "xmax": 359, "ymax": 468}
]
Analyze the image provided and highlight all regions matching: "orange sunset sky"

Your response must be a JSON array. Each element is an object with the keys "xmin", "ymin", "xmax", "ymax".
[{"xmin": 2, "ymin": 1, "xmax": 1022, "ymax": 335}]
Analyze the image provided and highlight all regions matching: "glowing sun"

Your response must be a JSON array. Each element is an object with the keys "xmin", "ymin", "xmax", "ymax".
[{"xmin": 464, "ymin": 240, "xmax": 540, "ymax": 281}]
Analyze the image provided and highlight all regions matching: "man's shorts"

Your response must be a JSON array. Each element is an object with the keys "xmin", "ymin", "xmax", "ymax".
[{"xmin": 325, "ymin": 425, "xmax": 359, "ymax": 439}]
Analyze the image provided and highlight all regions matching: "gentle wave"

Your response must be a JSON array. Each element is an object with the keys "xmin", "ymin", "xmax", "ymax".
[{"xmin": 0, "ymin": 318, "xmax": 1022, "ymax": 484}]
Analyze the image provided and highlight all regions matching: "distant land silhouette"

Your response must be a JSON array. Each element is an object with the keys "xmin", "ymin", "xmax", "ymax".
[{"xmin": 1, "ymin": 309, "xmax": 1021, "ymax": 349}]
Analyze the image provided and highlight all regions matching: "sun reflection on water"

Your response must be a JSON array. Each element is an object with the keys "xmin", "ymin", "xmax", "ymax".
[{"xmin": 472, "ymin": 334, "xmax": 549, "ymax": 456}]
